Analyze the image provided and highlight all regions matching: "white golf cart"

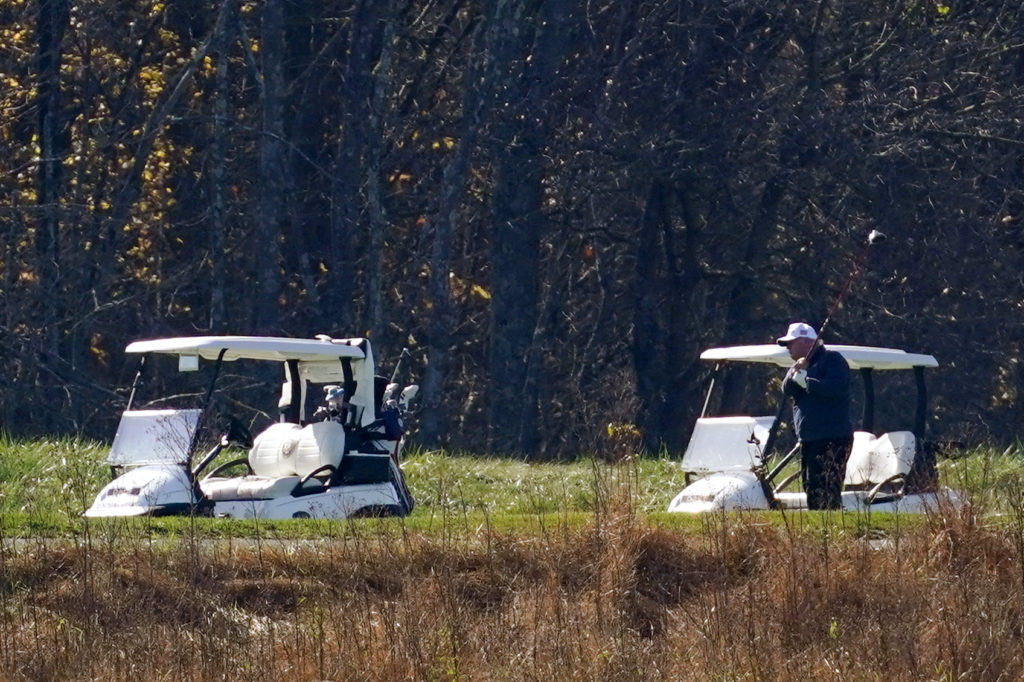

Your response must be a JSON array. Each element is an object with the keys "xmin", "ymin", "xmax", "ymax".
[
  {"xmin": 667, "ymin": 344, "xmax": 960, "ymax": 513},
  {"xmin": 85, "ymin": 336, "xmax": 417, "ymax": 520}
]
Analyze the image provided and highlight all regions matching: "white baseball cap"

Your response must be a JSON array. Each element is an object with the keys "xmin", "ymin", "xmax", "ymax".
[{"xmin": 777, "ymin": 322, "xmax": 818, "ymax": 346}]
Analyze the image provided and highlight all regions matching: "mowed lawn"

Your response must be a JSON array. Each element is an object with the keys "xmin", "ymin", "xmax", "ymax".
[
  {"xmin": 0, "ymin": 434, "xmax": 1019, "ymax": 533},
  {"xmin": 0, "ymin": 436, "xmax": 689, "ymax": 531}
]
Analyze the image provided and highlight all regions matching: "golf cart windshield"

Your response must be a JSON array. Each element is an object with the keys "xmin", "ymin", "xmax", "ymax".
[
  {"xmin": 681, "ymin": 416, "xmax": 775, "ymax": 473},
  {"xmin": 108, "ymin": 409, "xmax": 203, "ymax": 466}
]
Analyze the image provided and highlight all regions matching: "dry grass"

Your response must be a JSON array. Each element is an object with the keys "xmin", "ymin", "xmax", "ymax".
[
  {"xmin": 0, "ymin": 497, "xmax": 1022, "ymax": 681},
  {"xmin": 1, "ymin": 441, "xmax": 1022, "ymax": 680}
]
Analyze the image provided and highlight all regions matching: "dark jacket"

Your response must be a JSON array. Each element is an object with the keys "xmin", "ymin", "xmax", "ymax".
[{"xmin": 783, "ymin": 346, "xmax": 852, "ymax": 442}]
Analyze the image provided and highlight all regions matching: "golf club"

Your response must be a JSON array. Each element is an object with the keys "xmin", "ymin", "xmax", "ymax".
[
  {"xmin": 759, "ymin": 229, "xmax": 888, "ymax": 497},
  {"xmin": 816, "ymin": 229, "xmax": 887, "ymax": 345}
]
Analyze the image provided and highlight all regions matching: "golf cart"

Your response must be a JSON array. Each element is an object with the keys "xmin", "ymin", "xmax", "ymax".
[
  {"xmin": 667, "ymin": 344, "xmax": 960, "ymax": 513},
  {"xmin": 85, "ymin": 336, "xmax": 417, "ymax": 519}
]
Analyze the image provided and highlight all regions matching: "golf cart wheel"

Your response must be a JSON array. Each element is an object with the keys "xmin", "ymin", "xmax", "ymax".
[{"xmin": 348, "ymin": 504, "xmax": 404, "ymax": 518}]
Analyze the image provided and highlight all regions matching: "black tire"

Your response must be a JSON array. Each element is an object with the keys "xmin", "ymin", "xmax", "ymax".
[{"xmin": 348, "ymin": 504, "xmax": 405, "ymax": 518}]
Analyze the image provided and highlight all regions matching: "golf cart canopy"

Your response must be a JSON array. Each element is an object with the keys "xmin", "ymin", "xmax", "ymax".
[
  {"xmin": 125, "ymin": 335, "xmax": 367, "ymax": 363},
  {"xmin": 124, "ymin": 335, "xmax": 379, "ymax": 429},
  {"xmin": 699, "ymin": 344, "xmax": 938, "ymax": 370},
  {"xmin": 696, "ymin": 342, "xmax": 939, "ymax": 450}
]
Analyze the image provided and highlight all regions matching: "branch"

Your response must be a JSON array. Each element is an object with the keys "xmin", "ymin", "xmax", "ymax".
[
  {"xmin": 925, "ymin": 128, "xmax": 1024, "ymax": 148},
  {"xmin": 0, "ymin": 331, "xmax": 124, "ymax": 402},
  {"xmin": 106, "ymin": 0, "xmax": 238, "ymax": 237}
]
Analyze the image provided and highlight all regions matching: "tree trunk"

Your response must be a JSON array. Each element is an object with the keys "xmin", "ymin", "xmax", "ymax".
[
  {"xmin": 35, "ymin": 0, "xmax": 69, "ymax": 355},
  {"xmin": 326, "ymin": 0, "xmax": 384, "ymax": 336},
  {"xmin": 487, "ymin": 0, "xmax": 574, "ymax": 456},
  {"xmin": 630, "ymin": 179, "xmax": 707, "ymax": 454},
  {"xmin": 488, "ymin": 137, "xmax": 542, "ymax": 455},
  {"xmin": 418, "ymin": 8, "xmax": 502, "ymax": 448},
  {"xmin": 366, "ymin": 6, "xmax": 398, "ymax": 343},
  {"xmin": 208, "ymin": 7, "xmax": 234, "ymax": 333},
  {"xmin": 632, "ymin": 180, "xmax": 671, "ymax": 453},
  {"xmin": 256, "ymin": 0, "xmax": 285, "ymax": 333}
]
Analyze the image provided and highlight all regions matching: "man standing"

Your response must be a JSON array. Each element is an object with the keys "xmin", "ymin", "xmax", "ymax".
[{"xmin": 777, "ymin": 322, "xmax": 853, "ymax": 510}]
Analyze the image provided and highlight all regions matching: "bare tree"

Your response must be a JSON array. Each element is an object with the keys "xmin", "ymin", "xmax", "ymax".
[
  {"xmin": 208, "ymin": 3, "xmax": 237, "ymax": 333},
  {"xmin": 255, "ymin": 0, "xmax": 285, "ymax": 333},
  {"xmin": 418, "ymin": 3, "xmax": 505, "ymax": 447},
  {"xmin": 34, "ymin": 0, "xmax": 70, "ymax": 354},
  {"xmin": 487, "ymin": 0, "xmax": 577, "ymax": 455}
]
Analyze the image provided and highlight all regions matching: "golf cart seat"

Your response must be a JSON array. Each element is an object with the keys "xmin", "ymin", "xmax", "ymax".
[
  {"xmin": 201, "ymin": 421, "xmax": 346, "ymax": 501},
  {"xmin": 843, "ymin": 430, "xmax": 916, "ymax": 501},
  {"xmin": 680, "ymin": 416, "xmax": 775, "ymax": 481}
]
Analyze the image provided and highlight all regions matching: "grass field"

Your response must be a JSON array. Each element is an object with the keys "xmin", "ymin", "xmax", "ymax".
[{"xmin": 1, "ymin": 436, "xmax": 1023, "ymax": 680}]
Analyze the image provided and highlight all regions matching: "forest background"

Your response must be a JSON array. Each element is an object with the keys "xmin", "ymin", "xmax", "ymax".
[{"xmin": 2, "ymin": 0, "xmax": 1023, "ymax": 458}]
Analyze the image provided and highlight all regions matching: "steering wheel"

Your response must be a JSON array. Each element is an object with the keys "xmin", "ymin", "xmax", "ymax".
[{"xmin": 221, "ymin": 413, "xmax": 254, "ymax": 448}]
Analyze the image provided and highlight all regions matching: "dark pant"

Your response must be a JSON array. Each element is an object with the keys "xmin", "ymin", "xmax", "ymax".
[{"xmin": 801, "ymin": 437, "xmax": 853, "ymax": 510}]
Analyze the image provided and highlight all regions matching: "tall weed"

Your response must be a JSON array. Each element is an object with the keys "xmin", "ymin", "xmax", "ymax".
[{"xmin": 0, "ymin": 440, "xmax": 1021, "ymax": 678}]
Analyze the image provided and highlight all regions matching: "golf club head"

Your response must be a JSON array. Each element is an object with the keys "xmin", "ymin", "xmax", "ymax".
[
  {"xmin": 867, "ymin": 229, "xmax": 887, "ymax": 245},
  {"xmin": 400, "ymin": 384, "xmax": 419, "ymax": 406}
]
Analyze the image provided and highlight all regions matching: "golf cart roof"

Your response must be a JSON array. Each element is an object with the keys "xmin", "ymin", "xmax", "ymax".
[
  {"xmin": 699, "ymin": 344, "xmax": 938, "ymax": 370},
  {"xmin": 124, "ymin": 336, "xmax": 368, "ymax": 362}
]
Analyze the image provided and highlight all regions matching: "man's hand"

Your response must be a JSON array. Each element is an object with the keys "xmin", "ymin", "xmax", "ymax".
[
  {"xmin": 793, "ymin": 357, "xmax": 809, "ymax": 371},
  {"xmin": 790, "ymin": 369, "xmax": 808, "ymax": 389}
]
